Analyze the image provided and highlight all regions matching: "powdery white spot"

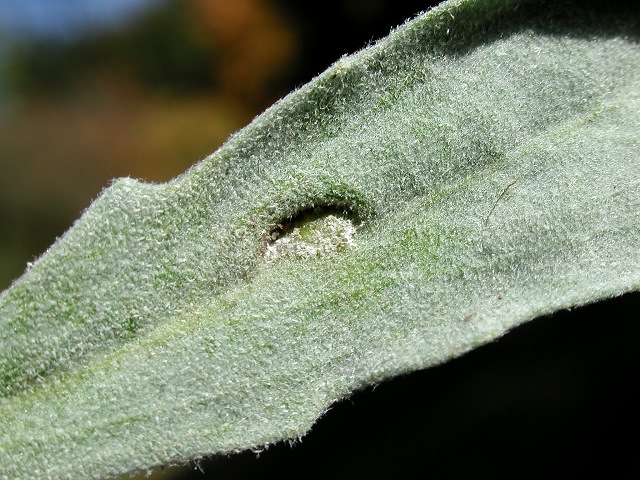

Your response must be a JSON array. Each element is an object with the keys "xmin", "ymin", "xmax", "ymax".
[{"xmin": 264, "ymin": 215, "xmax": 357, "ymax": 262}]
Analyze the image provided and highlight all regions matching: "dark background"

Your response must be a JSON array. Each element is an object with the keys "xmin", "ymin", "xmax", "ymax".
[
  {"xmin": 0, "ymin": 1, "xmax": 637, "ymax": 478},
  {"xmin": 149, "ymin": 292, "xmax": 639, "ymax": 480}
]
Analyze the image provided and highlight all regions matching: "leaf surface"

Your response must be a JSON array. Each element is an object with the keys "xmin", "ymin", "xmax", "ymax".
[{"xmin": 1, "ymin": 0, "xmax": 639, "ymax": 478}]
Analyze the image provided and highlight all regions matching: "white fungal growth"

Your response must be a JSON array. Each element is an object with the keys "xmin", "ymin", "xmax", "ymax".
[{"xmin": 264, "ymin": 215, "xmax": 357, "ymax": 262}]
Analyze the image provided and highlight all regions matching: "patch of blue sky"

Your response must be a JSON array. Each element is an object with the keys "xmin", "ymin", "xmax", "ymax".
[{"xmin": 0, "ymin": 0, "xmax": 163, "ymax": 40}]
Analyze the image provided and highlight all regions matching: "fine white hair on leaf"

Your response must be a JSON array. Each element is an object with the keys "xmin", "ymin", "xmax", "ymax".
[{"xmin": 1, "ymin": 0, "xmax": 639, "ymax": 479}]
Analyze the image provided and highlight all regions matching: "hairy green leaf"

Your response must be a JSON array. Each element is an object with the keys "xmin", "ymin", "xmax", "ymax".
[{"xmin": 1, "ymin": 0, "xmax": 639, "ymax": 478}]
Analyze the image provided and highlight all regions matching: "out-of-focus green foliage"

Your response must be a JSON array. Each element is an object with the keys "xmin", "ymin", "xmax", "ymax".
[{"xmin": 4, "ymin": 1, "xmax": 218, "ymax": 97}]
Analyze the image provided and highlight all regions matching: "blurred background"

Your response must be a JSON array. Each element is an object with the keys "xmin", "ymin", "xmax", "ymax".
[
  {"xmin": 0, "ymin": 1, "xmax": 637, "ymax": 478},
  {"xmin": 0, "ymin": 0, "xmax": 436, "ymax": 290}
]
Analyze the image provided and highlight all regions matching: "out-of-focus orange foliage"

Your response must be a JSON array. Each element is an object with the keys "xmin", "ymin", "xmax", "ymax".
[{"xmin": 190, "ymin": 0, "xmax": 297, "ymax": 104}]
